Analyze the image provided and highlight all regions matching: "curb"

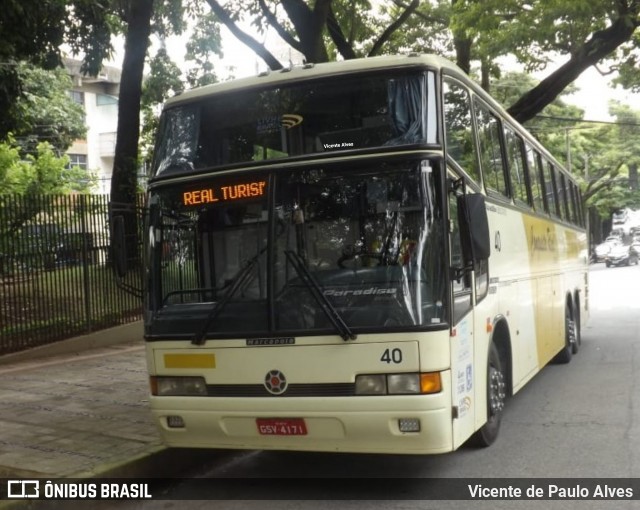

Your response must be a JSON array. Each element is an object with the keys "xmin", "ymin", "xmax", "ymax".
[
  {"xmin": 0, "ymin": 322, "xmax": 143, "ymax": 366},
  {"xmin": 82, "ymin": 447, "xmax": 220, "ymax": 479}
]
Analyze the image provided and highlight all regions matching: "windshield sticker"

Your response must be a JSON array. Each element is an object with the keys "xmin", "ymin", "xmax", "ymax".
[
  {"xmin": 323, "ymin": 141, "xmax": 355, "ymax": 150},
  {"xmin": 183, "ymin": 180, "xmax": 267, "ymax": 206},
  {"xmin": 257, "ymin": 114, "xmax": 303, "ymax": 134}
]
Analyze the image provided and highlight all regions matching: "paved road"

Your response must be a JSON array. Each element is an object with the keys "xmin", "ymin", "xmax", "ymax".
[{"xmin": 33, "ymin": 263, "xmax": 640, "ymax": 509}]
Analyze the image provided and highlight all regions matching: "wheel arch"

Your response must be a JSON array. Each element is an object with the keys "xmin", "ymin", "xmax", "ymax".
[{"xmin": 489, "ymin": 316, "xmax": 513, "ymax": 398}]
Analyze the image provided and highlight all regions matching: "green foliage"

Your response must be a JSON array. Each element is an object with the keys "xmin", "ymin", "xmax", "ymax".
[
  {"xmin": 380, "ymin": 1, "xmax": 452, "ymax": 57},
  {"xmin": 11, "ymin": 63, "xmax": 87, "ymax": 154},
  {"xmin": 184, "ymin": 10, "xmax": 223, "ymax": 87},
  {"xmin": 0, "ymin": 138, "xmax": 96, "ymax": 195},
  {"xmin": 451, "ymin": 0, "xmax": 612, "ymax": 71}
]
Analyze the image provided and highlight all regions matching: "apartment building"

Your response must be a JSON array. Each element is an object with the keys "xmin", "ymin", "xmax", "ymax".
[{"xmin": 64, "ymin": 58, "xmax": 120, "ymax": 194}]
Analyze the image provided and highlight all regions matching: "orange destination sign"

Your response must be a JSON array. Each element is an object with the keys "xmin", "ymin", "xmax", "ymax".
[{"xmin": 183, "ymin": 180, "xmax": 267, "ymax": 206}]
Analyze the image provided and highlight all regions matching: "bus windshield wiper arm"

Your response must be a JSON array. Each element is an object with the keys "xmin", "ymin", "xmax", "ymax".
[
  {"xmin": 284, "ymin": 250, "xmax": 357, "ymax": 341},
  {"xmin": 193, "ymin": 246, "xmax": 267, "ymax": 345}
]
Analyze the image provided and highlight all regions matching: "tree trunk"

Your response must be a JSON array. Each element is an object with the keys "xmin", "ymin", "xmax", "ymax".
[
  {"xmin": 110, "ymin": 0, "xmax": 154, "ymax": 269},
  {"xmin": 451, "ymin": 0, "xmax": 471, "ymax": 74},
  {"xmin": 111, "ymin": 0, "xmax": 153, "ymax": 207}
]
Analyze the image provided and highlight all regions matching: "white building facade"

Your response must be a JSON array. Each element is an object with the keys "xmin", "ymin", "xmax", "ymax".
[{"xmin": 64, "ymin": 58, "xmax": 121, "ymax": 194}]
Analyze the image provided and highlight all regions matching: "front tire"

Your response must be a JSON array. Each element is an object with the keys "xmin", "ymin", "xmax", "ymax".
[{"xmin": 469, "ymin": 343, "xmax": 506, "ymax": 447}]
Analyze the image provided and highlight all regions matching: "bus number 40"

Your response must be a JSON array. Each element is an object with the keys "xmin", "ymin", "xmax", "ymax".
[{"xmin": 381, "ymin": 348, "xmax": 403, "ymax": 364}]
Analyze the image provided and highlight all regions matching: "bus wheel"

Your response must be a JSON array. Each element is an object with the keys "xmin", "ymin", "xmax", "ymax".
[
  {"xmin": 553, "ymin": 304, "xmax": 574, "ymax": 363},
  {"xmin": 571, "ymin": 304, "xmax": 581, "ymax": 354},
  {"xmin": 469, "ymin": 343, "xmax": 505, "ymax": 447}
]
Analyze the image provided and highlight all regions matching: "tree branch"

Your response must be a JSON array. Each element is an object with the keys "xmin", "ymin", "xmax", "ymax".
[
  {"xmin": 508, "ymin": 14, "xmax": 639, "ymax": 123},
  {"xmin": 368, "ymin": 0, "xmax": 420, "ymax": 57},
  {"xmin": 583, "ymin": 163, "xmax": 624, "ymax": 201},
  {"xmin": 280, "ymin": 0, "xmax": 329, "ymax": 62},
  {"xmin": 390, "ymin": 0, "xmax": 447, "ymax": 25},
  {"xmin": 257, "ymin": 0, "xmax": 303, "ymax": 54},
  {"xmin": 326, "ymin": 6, "xmax": 357, "ymax": 59},
  {"xmin": 204, "ymin": 0, "xmax": 283, "ymax": 70}
]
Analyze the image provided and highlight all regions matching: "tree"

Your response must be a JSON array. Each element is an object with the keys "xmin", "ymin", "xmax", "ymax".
[
  {"xmin": 379, "ymin": 0, "xmax": 640, "ymax": 123},
  {"xmin": 0, "ymin": 137, "xmax": 96, "ymax": 194},
  {"xmin": 440, "ymin": 0, "xmax": 640, "ymax": 123},
  {"xmin": 0, "ymin": 0, "xmax": 67, "ymax": 139},
  {"xmin": 11, "ymin": 63, "xmax": 87, "ymax": 155},
  {"xmin": 203, "ymin": 0, "xmax": 420, "ymax": 69}
]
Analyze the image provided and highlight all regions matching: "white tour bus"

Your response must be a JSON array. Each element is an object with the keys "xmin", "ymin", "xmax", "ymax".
[{"xmin": 119, "ymin": 54, "xmax": 588, "ymax": 454}]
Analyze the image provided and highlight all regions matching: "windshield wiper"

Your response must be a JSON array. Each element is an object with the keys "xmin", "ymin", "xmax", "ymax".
[
  {"xmin": 284, "ymin": 250, "xmax": 357, "ymax": 341},
  {"xmin": 192, "ymin": 246, "xmax": 267, "ymax": 345}
]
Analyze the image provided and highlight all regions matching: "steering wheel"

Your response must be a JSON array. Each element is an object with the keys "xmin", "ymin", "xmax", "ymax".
[{"xmin": 337, "ymin": 245, "xmax": 383, "ymax": 268}]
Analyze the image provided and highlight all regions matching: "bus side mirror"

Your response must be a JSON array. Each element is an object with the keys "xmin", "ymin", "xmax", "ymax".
[
  {"xmin": 111, "ymin": 214, "xmax": 128, "ymax": 278},
  {"xmin": 457, "ymin": 193, "xmax": 490, "ymax": 264}
]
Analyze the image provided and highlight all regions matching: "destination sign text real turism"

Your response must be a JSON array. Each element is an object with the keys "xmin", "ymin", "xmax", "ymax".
[{"xmin": 183, "ymin": 180, "xmax": 267, "ymax": 206}]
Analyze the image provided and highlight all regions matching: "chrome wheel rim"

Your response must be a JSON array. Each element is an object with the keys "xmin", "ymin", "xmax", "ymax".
[{"xmin": 488, "ymin": 365, "xmax": 506, "ymax": 417}]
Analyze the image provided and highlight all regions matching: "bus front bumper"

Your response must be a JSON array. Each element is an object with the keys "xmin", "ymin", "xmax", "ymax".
[{"xmin": 150, "ymin": 384, "xmax": 454, "ymax": 455}]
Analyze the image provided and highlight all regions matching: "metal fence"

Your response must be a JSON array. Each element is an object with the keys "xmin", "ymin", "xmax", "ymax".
[{"xmin": 0, "ymin": 194, "xmax": 143, "ymax": 355}]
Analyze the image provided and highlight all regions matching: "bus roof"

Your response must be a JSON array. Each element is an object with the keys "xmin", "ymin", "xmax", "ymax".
[{"xmin": 164, "ymin": 54, "xmax": 461, "ymax": 108}]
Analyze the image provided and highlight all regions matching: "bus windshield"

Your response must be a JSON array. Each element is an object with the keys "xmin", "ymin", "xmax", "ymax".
[
  {"xmin": 147, "ymin": 158, "xmax": 447, "ymax": 339},
  {"xmin": 152, "ymin": 70, "xmax": 436, "ymax": 177}
]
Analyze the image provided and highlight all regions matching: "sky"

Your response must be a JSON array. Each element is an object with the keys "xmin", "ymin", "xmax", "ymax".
[{"xmin": 533, "ymin": 58, "xmax": 640, "ymax": 122}]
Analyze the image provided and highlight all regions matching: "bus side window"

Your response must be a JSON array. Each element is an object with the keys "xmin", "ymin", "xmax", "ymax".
[
  {"xmin": 475, "ymin": 259, "xmax": 489, "ymax": 303},
  {"xmin": 504, "ymin": 127, "xmax": 530, "ymax": 207},
  {"xmin": 443, "ymin": 79, "xmax": 481, "ymax": 185},
  {"xmin": 525, "ymin": 144, "xmax": 544, "ymax": 213},
  {"xmin": 549, "ymin": 163, "xmax": 563, "ymax": 219},
  {"xmin": 559, "ymin": 173, "xmax": 571, "ymax": 222},
  {"xmin": 474, "ymin": 100, "xmax": 509, "ymax": 199},
  {"xmin": 570, "ymin": 183, "xmax": 582, "ymax": 226},
  {"xmin": 541, "ymin": 159, "xmax": 557, "ymax": 217},
  {"xmin": 448, "ymin": 180, "xmax": 472, "ymax": 323}
]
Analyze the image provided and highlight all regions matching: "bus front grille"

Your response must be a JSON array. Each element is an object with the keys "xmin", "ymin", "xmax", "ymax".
[{"xmin": 206, "ymin": 383, "xmax": 355, "ymax": 397}]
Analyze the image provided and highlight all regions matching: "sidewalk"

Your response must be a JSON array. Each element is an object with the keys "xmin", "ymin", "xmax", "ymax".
[{"xmin": 0, "ymin": 323, "xmax": 210, "ymax": 481}]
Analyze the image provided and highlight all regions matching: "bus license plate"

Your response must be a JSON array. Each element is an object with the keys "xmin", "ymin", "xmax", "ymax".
[{"xmin": 257, "ymin": 418, "xmax": 307, "ymax": 436}]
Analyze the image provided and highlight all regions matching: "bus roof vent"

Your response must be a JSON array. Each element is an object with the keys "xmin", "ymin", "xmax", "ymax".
[
  {"xmin": 303, "ymin": 62, "xmax": 315, "ymax": 69},
  {"xmin": 258, "ymin": 69, "xmax": 270, "ymax": 77}
]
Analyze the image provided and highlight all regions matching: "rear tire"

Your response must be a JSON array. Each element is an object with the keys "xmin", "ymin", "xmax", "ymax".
[
  {"xmin": 553, "ymin": 303, "xmax": 574, "ymax": 363},
  {"xmin": 572, "ymin": 303, "xmax": 581, "ymax": 354},
  {"xmin": 468, "ymin": 343, "xmax": 505, "ymax": 447}
]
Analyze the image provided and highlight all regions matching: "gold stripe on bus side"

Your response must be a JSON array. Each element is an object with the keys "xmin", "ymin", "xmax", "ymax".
[
  {"xmin": 164, "ymin": 353, "xmax": 216, "ymax": 369},
  {"xmin": 522, "ymin": 215, "xmax": 570, "ymax": 367}
]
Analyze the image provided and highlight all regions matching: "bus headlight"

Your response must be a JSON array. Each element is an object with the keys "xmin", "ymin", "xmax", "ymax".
[
  {"xmin": 150, "ymin": 376, "xmax": 207, "ymax": 396},
  {"xmin": 355, "ymin": 374, "xmax": 387, "ymax": 395},
  {"xmin": 387, "ymin": 373, "xmax": 420, "ymax": 394},
  {"xmin": 355, "ymin": 373, "xmax": 442, "ymax": 395}
]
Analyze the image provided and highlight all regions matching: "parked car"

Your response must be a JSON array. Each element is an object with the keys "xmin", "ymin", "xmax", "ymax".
[
  {"xmin": 613, "ymin": 209, "xmax": 629, "ymax": 225},
  {"xmin": 605, "ymin": 243, "xmax": 639, "ymax": 267},
  {"xmin": 594, "ymin": 237, "xmax": 622, "ymax": 262},
  {"xmin": 631, "ymin": 235, "xmax": 640, "ymax": 258}
]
